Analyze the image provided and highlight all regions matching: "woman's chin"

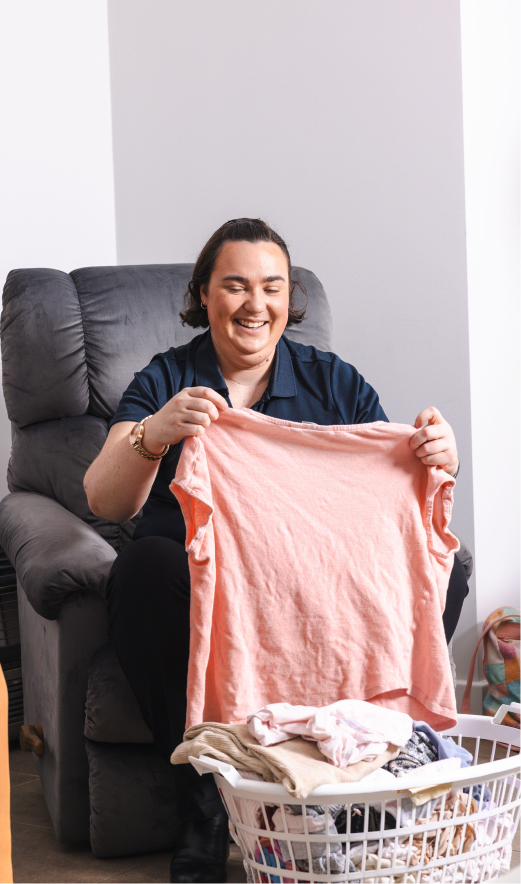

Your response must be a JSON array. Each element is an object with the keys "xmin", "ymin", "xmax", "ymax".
[{"xmin": 229, "ymin": 329, "xmax": 272, "ymax": 354}]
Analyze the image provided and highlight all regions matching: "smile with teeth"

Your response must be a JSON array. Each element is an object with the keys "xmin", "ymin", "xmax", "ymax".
[{"xmin": 235, "ymin": 319, "xmax": 268, "ymax": 328}]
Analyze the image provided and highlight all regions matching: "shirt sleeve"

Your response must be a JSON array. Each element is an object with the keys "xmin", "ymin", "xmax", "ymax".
[
  {"xmin": 329, "ymin": 355, "xmax": 388, "ymax": 424},
  {"xmin": 108, "ymin": 355, "xmax": 175, "ymax": 429}
]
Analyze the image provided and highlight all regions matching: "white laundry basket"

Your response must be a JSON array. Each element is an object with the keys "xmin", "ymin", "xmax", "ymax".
[{"xmin": 190, "ymin": 709, "xmax": 520, "ymax": 883}]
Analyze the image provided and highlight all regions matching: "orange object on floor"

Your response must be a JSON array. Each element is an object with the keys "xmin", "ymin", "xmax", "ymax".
[{"xmin": 0, "ymin": 667, "xmax": 13, "ymax": 883}]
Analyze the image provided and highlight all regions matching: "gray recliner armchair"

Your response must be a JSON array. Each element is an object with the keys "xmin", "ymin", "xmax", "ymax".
[{"xmin": 0, "ymin": 263, "xmax": 333, "ymax": 857}]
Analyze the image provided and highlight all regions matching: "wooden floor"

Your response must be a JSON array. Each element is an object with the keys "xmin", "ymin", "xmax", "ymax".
[{"xmin": 9, "ymin": 738, "xmax": 520, "ymax": 883}]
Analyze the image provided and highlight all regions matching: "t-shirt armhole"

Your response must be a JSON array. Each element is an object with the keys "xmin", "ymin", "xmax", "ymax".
[
  {"xmin": 170, "ymin": 437, "xmax": 214, "ymax": 558},
  {"xmin": 425, "ymin": 469, "xmax": 460, "ymax": 559}
]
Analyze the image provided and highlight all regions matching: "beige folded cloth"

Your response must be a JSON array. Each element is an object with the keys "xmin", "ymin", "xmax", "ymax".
[
  {"xmin": 171, "ymin": 722, "xmax": 399, "ymax": 798},
  {"xmin": 399, "ymin": 781, "xmax": 453, "ymax": 806}
]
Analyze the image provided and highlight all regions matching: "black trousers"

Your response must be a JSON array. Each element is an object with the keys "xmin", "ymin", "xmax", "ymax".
[{"xmin": 106, "ymin": 535, "xmax": 469, "ymax": 821}]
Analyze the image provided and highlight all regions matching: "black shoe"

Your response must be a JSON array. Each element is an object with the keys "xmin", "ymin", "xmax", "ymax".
[{"xmin": 170, "ymin": 813, "xmax": 230, "ymax": 883}]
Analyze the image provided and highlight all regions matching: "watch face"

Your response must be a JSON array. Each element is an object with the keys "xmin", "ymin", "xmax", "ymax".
[{"xmin": 130, "ymin": 422, "xmax": 142, "ymax": 445}]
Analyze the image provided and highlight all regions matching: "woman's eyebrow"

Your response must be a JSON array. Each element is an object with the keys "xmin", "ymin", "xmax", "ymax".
[{"xmin": 221, "ymin": 275, "xmax": 285, "ymax": 283}]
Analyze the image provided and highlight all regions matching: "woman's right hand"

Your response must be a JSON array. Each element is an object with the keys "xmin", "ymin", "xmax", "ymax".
[{"xmin": 143, "ymin": 386, "xmax": 229, "ymax": 453}]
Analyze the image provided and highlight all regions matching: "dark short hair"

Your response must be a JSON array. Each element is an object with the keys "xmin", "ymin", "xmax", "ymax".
[{"xmin": 180, "ymin": 218, "xmax": 307, "ymax": 328}]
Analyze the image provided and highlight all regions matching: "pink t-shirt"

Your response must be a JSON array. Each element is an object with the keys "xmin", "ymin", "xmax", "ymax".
[{"xmin": 171, "ymin": 409, "xmax": 459, "ymax": 731}]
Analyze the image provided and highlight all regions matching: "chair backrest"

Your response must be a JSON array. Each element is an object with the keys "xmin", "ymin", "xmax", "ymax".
[{"xmin": 1, "ymin": 264, "xmax": 332, "ymax": 550}]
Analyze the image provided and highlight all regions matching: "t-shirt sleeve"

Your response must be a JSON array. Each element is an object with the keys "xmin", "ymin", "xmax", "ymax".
[
  {"xmin": 330, "ymin": 355, "xmax": 388, "ymax": 424},
  {"xmin": 108, "ymin": 356, "xmax": 174, "ymax": 429}
]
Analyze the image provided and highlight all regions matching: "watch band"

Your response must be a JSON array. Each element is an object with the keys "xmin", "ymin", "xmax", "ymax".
[{"xmin": 131, "ymin": 416, "xmax": 170, "ymax": 461}]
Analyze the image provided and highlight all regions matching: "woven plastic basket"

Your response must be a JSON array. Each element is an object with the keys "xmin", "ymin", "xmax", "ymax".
[{"xmin": 190, "ymin": 707, "xmax": 520, "ymax": 883}]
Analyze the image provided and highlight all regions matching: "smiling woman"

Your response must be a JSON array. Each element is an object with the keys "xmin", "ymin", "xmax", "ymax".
[
  {"xmin": 83, "ymin": 217, "xmax": 466, "ymax": 884},
  {"xmin": 179, "ymin": 217, "xmax": 306, "ymax": 333},
  {"xmin": 199, "ymin": 239, "xmax": 291, "ymax": 408}
]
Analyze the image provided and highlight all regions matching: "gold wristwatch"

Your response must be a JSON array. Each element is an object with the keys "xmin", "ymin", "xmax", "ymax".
[{"xmin": 130, "ymin": 416, "xmax": 169, "ymax": 461}]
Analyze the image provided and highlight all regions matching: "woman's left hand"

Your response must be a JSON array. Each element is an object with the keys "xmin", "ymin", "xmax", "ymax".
[{"xmin": 410, "ymin": 407, "xmax": 459, "ymax": 477}]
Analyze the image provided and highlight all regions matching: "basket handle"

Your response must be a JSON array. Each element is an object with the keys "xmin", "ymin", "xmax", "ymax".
[
  {"xmin": 461, "ymin": 614, "xmax": 513, "ymax": 713},
  {"xmin": 492, "ymin": 702, "xmax": 521, "ymax": 726},
  {"xmin": 188, "ymin": 754, "xmax": 241, "ymax": 787}
]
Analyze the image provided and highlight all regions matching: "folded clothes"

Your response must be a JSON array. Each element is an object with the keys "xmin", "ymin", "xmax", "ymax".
[
  {"xmin": 397, "ymin": 756, "xmax": 461, "ymax": 781},
  {"xmin": 173, "ymin": 721, "xmax": 399, "ymax": 798},
  {"xmin": 464, "ymin": 781, "xmax": 492, "ymax": 804},
  {"xmin": 413, "ymin": 721, "xmax": 472, "ymax": 767},
  {"xmin": 338, "ymin": 803, "xmax": 396, "ymax": 836},
  {"xmin": 239, "ymin": 788, "xmax": 513, "ymax": 883},
  {"xmin": 247, "ymin": 699, "xmax": 413, "ymax": 766},
  {"xmin": 412, "ymin": 724, "xmax": 491, "ymax": 803},
  {"xmin": 408, "ymin": 790, "xmax": 478, "ymax": 863},
  {"xmin": 361, "ymin": 760, "xmax": 460, "ymax": 828},
  {"xmin": 294, "ymin": 854, "xmax": 348, "ymax": 875},
  {"xmin": 347, "ymin": 790, "xmax": 483, "ymax": 880},
  {"xmin": 348, "ymin": 807, "xmax": 514, "ymax": 884},
  {"xmin": 272, "ymin": 805, "xmax": 339, "ymax": 837},
  {"xmin": 284, "ymin": 803, "xmax": 345, "ymax": 819},
  {"xmin": 396, "ymin": 757, "xmax": 462, "ymax": 807},
  {"xmin": 271, "ymin": 805, "xmax": 344, "ymax": 869},
  {"xmin": 254, "ymin": 838, "xmax": 293, "ymax": 883},
  {"xmin": 251, "ymin": 837, "xmax": 352, "ymax": 879},
  {"xmin": 354, "ymin": 852, "xmax": 416, "ymax": 883},
  {"xmin": 383, "ymin": 730, "xmax": 438, "ymax": 775}
]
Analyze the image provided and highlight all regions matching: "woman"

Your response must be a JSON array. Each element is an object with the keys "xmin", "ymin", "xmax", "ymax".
[{"xmin": 84, "ymin": 218, "xmax": 466, "ymax": 883}]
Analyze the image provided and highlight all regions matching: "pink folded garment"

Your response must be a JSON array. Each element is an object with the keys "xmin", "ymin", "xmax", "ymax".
[{"xmin": 247, "ymin": 699, "xmax": 413, "ymax": 766}]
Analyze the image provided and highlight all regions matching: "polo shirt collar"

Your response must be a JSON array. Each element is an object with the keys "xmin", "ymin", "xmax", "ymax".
[
  {"xmin": 193, "ymin": 329, "xmax": 297, "ymax": 399},
  {"xmin": 193, "ymin": 330, "xmax": 228, "ymax": 392},
  {"xmin": 266, "ymin": 335, "xmax": 297, "ymax": 399}
]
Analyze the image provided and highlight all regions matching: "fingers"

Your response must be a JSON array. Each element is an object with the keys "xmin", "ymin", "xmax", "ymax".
[
  {"xmin": 414, "ymin": 437, "xmax": 450, "ymax": 457},
  {"xmin": 409, "ymin": 407, "xmax": 458, "ymax": 474},
  {"xmin": 185, "ymin": 396, "xmax": 222, "ymax": 423},
  {"xmin": 187, "ymin": 387, "xmax": 228, "ymax": 411},
  {"xmin": 410, "ymin": 421, "xmax": 448, "ymax": 451},
  {"xmin": 181, "ymin": 420, "xmax": 208, "ymax": 437},
  {"xmin": 414, "ymin": 406, "xmax": 442, "ymax": 429},
  {"xmin": 417, "ymin": 450, "xmax": 456, "ymax": 467},
  {"xmin": 150, "ymin": 386, "xmax": 228, "ymax": 446},
  {"xmin": 176, "ymin": 387, "xmax": 228, "ymax": 437}
]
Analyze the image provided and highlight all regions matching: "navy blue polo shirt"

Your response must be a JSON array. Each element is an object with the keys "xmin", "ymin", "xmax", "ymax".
[{"xmin": 110, "ymin": 330, "xmax": 388, "ymax": 543}]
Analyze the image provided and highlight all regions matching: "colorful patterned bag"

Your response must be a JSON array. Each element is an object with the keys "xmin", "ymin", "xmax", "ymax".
[{"xmin": 462, "ymin": 606, "xmax": 520, "ymax": 727}]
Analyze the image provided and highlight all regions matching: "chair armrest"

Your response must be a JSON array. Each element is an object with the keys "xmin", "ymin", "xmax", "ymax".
[{"xmin": 0, "ymin": 492, "xmax": 117, "ymax": 620}]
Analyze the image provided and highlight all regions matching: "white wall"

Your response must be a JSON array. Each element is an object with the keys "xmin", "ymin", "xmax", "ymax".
[
  {"xmin": 0, "ymin": 0, "xmax": 117, "ymax": 494},
  {"xmin": 107, "ymin": 0, "xmax": 477, "ymax": 685},
  {"xmin": 460, "ymin": 2, "xmax": 520, "ymax": 625}
]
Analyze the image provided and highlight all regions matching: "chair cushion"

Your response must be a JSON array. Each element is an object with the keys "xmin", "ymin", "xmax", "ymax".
[
  {"xmin": 2, "ymin": 269, "xmax": 89, "ymax": 429},
  {"xmin": 85, "ymin": 643, "xmax": 153, "ymax": 744},
  {"xmin": 71, "ymin": 263, "xmax": 331, "ymax": 420},
  {"xmin": 86, "ymin": 738, "xmax": 179, "ymax": 858}
]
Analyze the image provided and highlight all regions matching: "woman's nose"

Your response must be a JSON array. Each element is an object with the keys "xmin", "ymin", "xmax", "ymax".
[{"xmin": 243, "ymin": 287, "xmax": 265, "ymax": 313}]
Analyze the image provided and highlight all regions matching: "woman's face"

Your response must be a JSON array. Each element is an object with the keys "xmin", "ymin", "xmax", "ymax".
[{"xmin": 201, "ymin": 240, "xmax": 290, "ymax": 369}]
